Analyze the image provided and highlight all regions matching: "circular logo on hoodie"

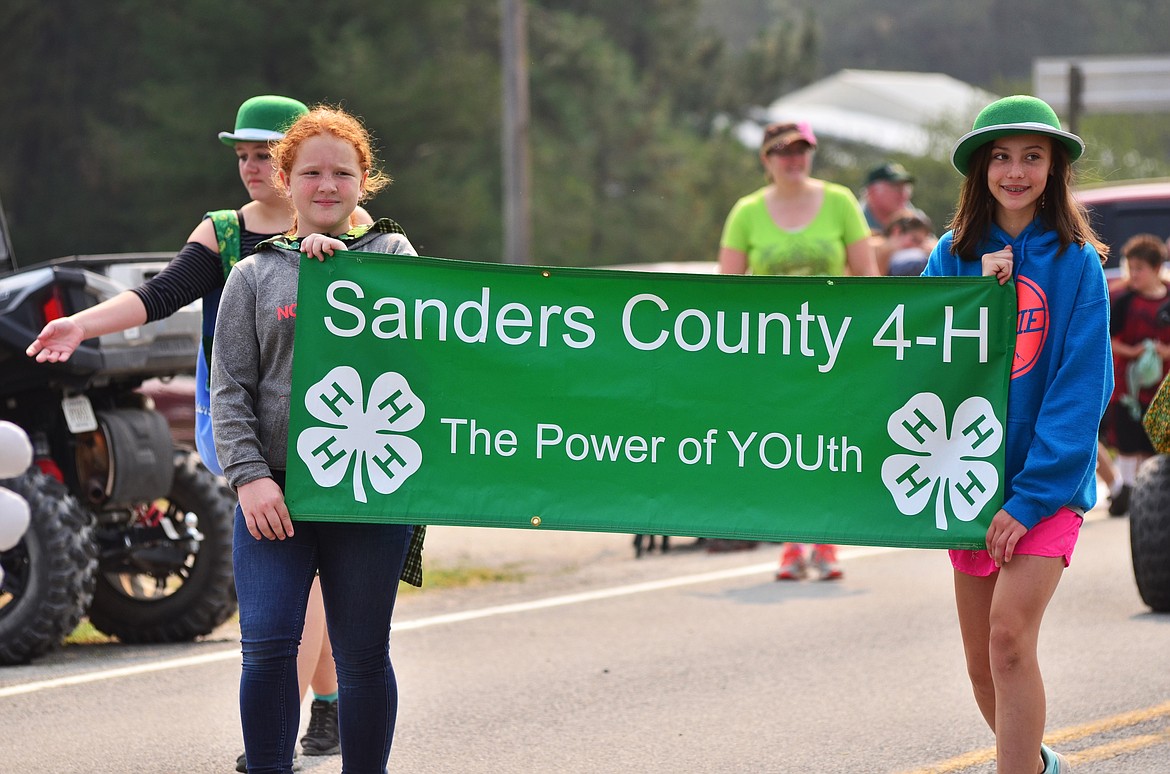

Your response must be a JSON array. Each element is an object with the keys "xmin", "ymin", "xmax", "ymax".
[{"xmin": 1012, "ymin": 275, "xmax": 1048, "ymax": 379}]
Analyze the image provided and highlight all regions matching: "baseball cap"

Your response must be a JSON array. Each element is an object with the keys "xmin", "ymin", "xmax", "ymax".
[
  {"xmin": 761, "ymin": 121, "xmax": 817, "ymax": 154},
  {"xmin": 865, "ymin": 162, "xmax": 915, "ymax": 185}
]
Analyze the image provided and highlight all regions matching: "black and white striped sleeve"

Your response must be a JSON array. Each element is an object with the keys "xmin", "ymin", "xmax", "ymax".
[{"xmin": 130, "ymin": 242, "xmax": 225, "ymax": 322}]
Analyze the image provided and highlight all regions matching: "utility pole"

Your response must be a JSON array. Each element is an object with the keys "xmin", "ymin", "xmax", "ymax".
[
  {"xmin": 500, "ymin": 0, "xmax": 532, "ymax": 265},
  {"xmin": 1066, "ymin": 63, "xmax": 1084, "ymax": 136}
]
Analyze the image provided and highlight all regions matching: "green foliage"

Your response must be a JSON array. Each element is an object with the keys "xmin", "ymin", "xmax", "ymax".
[
  {"xmin": 706, "ymin": 0, "xmax": 1170, "ymax": 89},
  {"xmin": 724, "ymin": 9, "xmax": 819, "ymax": 113},
  {"xmin": 0, "ymin": 0, "xmax": 787, "ymax": 268},
  {"xmin": 1077, "ymin": 114, "xmax": 1170, "ymax": 184},
  {"xmin": 525, "ymin": 6, "xmax": 761, "ymax": 265}
]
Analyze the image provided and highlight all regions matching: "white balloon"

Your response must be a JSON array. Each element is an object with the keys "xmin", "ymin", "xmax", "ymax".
[
  {"xmin": 0, "ymin": 488, "xmax": 30, "ymax": 552},
  {"xmin": 0, "ymin": 421, "xmax": 33, "ymax": 479}
]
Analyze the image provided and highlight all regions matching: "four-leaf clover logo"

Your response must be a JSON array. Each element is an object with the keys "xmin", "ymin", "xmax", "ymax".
[
  {"xmin": 880, "ymin": 392, "xmax": 1002, "ymax": 531},
  {"xmin": 296, "ymin": 366, "xmax": 425, "ymax": 503}
]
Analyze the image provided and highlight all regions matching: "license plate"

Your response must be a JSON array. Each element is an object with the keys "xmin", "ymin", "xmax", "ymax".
[{"xmin": 61, "ymin": 394, "xmax": 98, "ymax": 433}]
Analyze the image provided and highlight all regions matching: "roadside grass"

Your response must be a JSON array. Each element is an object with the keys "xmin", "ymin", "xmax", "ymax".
[
  {"xmin": 65, "ymin": 619, "xmax": 116, "ymax": 645},
  {"xmin": 399, "ymin": 563, "xmax": 527, "ymax": 594},
  {"xmin": 64, "ymin": 562, "xmax": 527, "ymax": 643}
]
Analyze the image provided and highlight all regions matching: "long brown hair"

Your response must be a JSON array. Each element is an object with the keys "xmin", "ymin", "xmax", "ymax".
[{"xmin": 948, "ymin": 140, "xmax": 1108, "ymax": 263}]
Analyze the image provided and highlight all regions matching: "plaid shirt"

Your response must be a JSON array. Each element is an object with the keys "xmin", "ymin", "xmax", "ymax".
[{"xmin": 400, "ymin": 525, "xmax": 425, "ymax": 587}]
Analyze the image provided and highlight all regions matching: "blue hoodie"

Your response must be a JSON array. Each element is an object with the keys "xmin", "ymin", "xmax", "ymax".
[{"xmin": 923, "ymin": 219, "xmax": 1113, "ymax": 529}]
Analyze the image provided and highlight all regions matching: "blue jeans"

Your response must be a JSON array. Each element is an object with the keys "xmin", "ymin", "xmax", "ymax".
[{"xmin": 232, "ymin": 505, "xmax": 413, "ymax": 774}]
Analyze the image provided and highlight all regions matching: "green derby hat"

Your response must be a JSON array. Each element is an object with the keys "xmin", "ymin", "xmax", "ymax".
[
  {"xmin": 218, "ymin": 95, "xmax": 309, "ymax": 146},
  {"xmin": 951, "ymin": 95, "xmax": 1084, "ymax": 175}
]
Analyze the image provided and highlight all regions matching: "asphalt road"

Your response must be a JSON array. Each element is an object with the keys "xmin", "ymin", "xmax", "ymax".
[{"xmin": 1, "ymin": 507, "xmax": 1167, "ymax": 773}]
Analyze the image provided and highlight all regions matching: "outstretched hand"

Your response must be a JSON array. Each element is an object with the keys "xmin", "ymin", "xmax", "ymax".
[
  {"xmin": 982, "ymin": 245, "xmax": 1013, "ymax": 285},
  {"xmin": 300, "ymin": 233, "xmax": 348, "ymax": 261},
  {"xmin": 985, "ymin": 508, "xmax": 1027, "ymax": 567},
  {"xmin": 26, "ymin": 318, "xmax": 87, "ymax": 363}
]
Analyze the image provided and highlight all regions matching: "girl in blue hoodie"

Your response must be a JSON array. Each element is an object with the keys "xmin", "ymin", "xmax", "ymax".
[{"xmin": 922, "ymin": 96, "xmax": 1112, "ymax": 774}]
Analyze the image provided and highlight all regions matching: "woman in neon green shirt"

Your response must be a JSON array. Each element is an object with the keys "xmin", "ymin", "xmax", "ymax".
[
  {"xmin": 717, "ymin": 120, "xmax": 877, "ymax": 580},
  {"xmin": 718, "ymin": 121, "xmax": 876, "ymax": 277}
]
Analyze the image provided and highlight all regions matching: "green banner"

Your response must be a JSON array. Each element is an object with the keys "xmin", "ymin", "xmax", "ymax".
[{"xmin": 286, "ymin": 253, "xmax": 1015, "ymax": 549}]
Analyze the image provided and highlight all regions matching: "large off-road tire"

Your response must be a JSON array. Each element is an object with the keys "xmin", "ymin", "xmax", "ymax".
[
  {"xmin": 1129, "ymin": 454, "xmax": 1170, "ymax": 613},
  {"xmin": 0, "ymin": 471, "xmax": 98, "ymax": 665},
  {"xmin": 87, "ymin": 449, "xmax": 237, "ymax": 642}
]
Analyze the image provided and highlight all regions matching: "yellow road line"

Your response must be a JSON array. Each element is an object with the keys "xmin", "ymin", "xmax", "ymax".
[
  {"xmin": 1046, "ymin": 700, "xmax": 1170, "ymax": 743},
  {"xmin": 1066, "ymin": 727, "xmax": 1170, "ymax": 766},
  {"xmin": 899, "ymin": 746, "xmax": 996, "ymax": 773},
  {"xmin": 898, "ymin": 702, "xmax": 1170, "ymax": 773}
]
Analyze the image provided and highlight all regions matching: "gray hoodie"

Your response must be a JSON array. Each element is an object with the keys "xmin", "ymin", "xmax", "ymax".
[{"xmin": 210, "ymin": 222, "xmax": 416, "ymax": 491}]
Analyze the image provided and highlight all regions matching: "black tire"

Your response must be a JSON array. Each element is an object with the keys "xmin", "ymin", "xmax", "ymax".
[
  {"xmin": 0, "ymin": 471, "xmax": 98, "ymax": 665},
  {"xmin": 87, "ymin": 449, "xmax": 238, "ymax": 642},
  {"xmin": 1129, "ymin": 454, "xmax": 1170, "ymax": 613}
]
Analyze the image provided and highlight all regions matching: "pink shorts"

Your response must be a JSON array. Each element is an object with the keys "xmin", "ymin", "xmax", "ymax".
[{"xmin": 949, "ymin": 507, "xmax": 1083, "ymax": 577}]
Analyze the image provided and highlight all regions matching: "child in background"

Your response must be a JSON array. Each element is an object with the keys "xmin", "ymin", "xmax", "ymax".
[
  {"xmin": 876, "ymin": 209, "xmax": 936, "ymax": 276},
  {"xmin": 211, "ymin": 106, "xmax": 422, "ymax": 774},
  {"xmin": 1103, "ymin": 233, "xmax": 1170, "ymax": 515},
  {"xmin": 923, "ymin": 95, "xmax": 1112, "ymax": 774}
]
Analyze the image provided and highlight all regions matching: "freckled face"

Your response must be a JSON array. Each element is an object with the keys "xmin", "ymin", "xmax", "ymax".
[
  {"xmin": 282, "ymin": 134, "xmax": 367, "ymax": 237},
  {"xmin": 986, "ymin": 134, "xmax": 1052, "ymax": 219}
]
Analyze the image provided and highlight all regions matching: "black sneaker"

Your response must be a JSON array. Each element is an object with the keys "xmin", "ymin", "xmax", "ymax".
[
  {"xmin": 236, "ymin": 749, "xmax": 301, "ymax": 771},
  {"xmin": 300, "ymin": 698, "xmax": 340, "ymax": 756},
  {"xmin": 1108, "ymin": 483, "xmax": 1131, "ymax": 516}
]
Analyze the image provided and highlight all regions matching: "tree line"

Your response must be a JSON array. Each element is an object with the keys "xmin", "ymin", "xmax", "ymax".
[
  {"xmin": 1, "ymin": 0, "xmax": 818, "ymax": 268},
  {"xmin": 2, "ymin": 0, "xmax": 1167, "ymax": 270}
]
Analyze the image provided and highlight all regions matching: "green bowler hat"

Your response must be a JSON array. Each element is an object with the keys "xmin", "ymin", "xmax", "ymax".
[
  {"xmin": 218, "ymin": 95, "xmax": 309, "ymax": 147},
  {"xmin": 951, "ymin": 95, "xmax": 1084, "ymax": 175}
]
